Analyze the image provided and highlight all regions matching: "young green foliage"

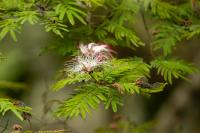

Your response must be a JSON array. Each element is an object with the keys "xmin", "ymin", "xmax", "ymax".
[
  {"xmin": 56, "ymin": 83, "xmax": 122, "ymax": 119},
  {"xmin": 142, "ymin": 0, "xmax": 190, "ymax": 21},
  {"xmin": 55, "ymin": 1, "xmax": 87, "ymax": 25},
  {"xmin": 80, "ymin": 0, "xmax": 104, "ymax": 7},
  {"xmin": 0, "ymin": 0, "xmax": 199, "ymax": 123},
  {"xmin": 0, "ymin": 98, "xmax": 31, "ymax": 121},
  {"xmin": 116, "ymin": 82, "xmax": 166, "ymax": 95},
  {"xmin": 152, "ymin": 23, "xmax": 185, "ymax": 56},
  {"xmin": 104, "ymin": 23, "xmax": 144, "ymax": 47},
  {"xmin": 91, "ymin": 58, "xmax": 150, "ymax": 83},
  {"xmin": 15, "ymin": 10, "xmax": 40, "ymax": 25},
  {"xmin": 0, "ymin": 0, "xmax": 87, "ymax": 40},
  {"xmin": 185, "ymin": 24, "xmax": 200, "ymax": 39},
  {"xmin": 53, "ymin": 73, "xmax": 91, "ymax": 91},
  {"xmin": 42, "ymin": 18, "xmax": 69, "ymax": 38},
  {"xmin": 54, "ymin": 58, "xmax": 166, "ymax": 119},
  {"xmin": 93, "ymin": 0, "xmax": 144, "ymax": 47},
  {"xmin": 0, "ymin": 19, "xmax": 21, "ymax": 41},
  {"xmin": 151, "ymin": 58, "xmax": 199, "ymax": 84}
]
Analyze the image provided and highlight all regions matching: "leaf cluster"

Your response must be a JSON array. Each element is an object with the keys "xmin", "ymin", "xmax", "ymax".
[
  {"xmin": 151, "ymin": 58, "xmax": 199, "ymax": 84},
  {"xmin": 0, "ymin": 98, "xmax": 31, "ymax": 121},
  {"xmin": 142, "ymin": 0, "xmax": 190, "ymax": 21},
  {"xmin": 0, "ymin": 0, "xmax": 88, "ymax": 40},
  {"xmin": 56, "ymin": 83, "xmax": 122, "ymax": 119},
  {"xmin": 53, "ymin": 58, "xmax": 166, "ymax": 119},
  {"xmin": 0, "ymin": 0, "xmax": 199, "ymax": 122},
  {"xmin": 152, "ymin": 23, "xmax": 186, "ymax": 56},
  {"xmin": 93, "ymin": 0, "xmax": 144, "ymax": 47}
]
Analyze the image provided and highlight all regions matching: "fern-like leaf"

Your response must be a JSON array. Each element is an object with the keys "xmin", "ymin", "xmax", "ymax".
[
  {"xmin": 151, "ymin": 58, "xmax": 199, "ymax": 84},
  {"xmin": 142, "ymin": 0, "xmax": 190, "ymax": 20},
  {"xmin": 55, "ymin": 1, "xmax": 87, "ymax": 25},
  {"xmin": 112, "ymin": 82, "xmax": 166, "ymax": 96},
  {"xmin": 184, "ymin": 24, "xmax": 200, "ymax": 39},
  {"xmin": 0, "ymin": 19, "xmax": 21, "ymax": 41},
  {"xmin": 153, "ymin": 23, "xmax": 185, "ymax": 56},
  {"xmin": 15, "ymin": 10, "xmax": 39, "ymax": 25},
  {"xmin": 42, "ymin": 18, "xmax": 69, "ymax": 38},
  {"xmin": 92, "ymin": 58, "xmax": 150, "ymax": 83},
  {"xmin": 53, "ymin": 73, "xmax": 91, "ymax": 91},
  {"xmin": 105, "ymin": 23, "xmax": 144, "ymax": 47},
  {"xmin": 56, "ymin": 83, "xmax": 121, "ymax": 119},
  {"xmin": 79, "ymin": 0, "xmax": 104, "ymax": 7},
  {"xmin": 0, "ymin": 98, "xmax": 31, "ymax": 121}
]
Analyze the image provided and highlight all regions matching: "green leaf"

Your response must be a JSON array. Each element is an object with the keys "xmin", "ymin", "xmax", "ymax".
[
  {"xmin": 151, "ymin": 58, "xmax": 199, "ymax": 84},
  {"xmin": 184, "ymin": 24, "xmax": 200, "ymax": 39},
  {"xmin": 142, "ymin": 0, "xmax": 190, "ymax": 20},
  {"xmin": 42, "ymin": 18, "xmax": 69, "ymax": 38},
  {"xmin": 0, "ymin": 98, "xmax": 31, "ymax": 121},
  {"xmin": 0, "ymin": 19, "xmax": 21, "ymax": 41},
  {"xmin": 55, "ymin": 2, "xmax": 86, "ymax": 25},
  {"xmin": 52, "ymin": 73, "xmax": 91, "ymax": 91},
  {"xmin": 15, "ymin": 11, "xmax": 39, "ymax": 25},
  {"xmin": 104, "ymin": 22, "xmax": 144, "ymax": 47},
  {"xmin": 152, "ymin": 23, "xmax": 185, "ymax": 56},
  {"xmin": 56, "ymin": 84, "xmax": 110, "ymax": 119},
  {"xmin": 80, "ymin": 0, "xmax": 104, "ymax": 7}
]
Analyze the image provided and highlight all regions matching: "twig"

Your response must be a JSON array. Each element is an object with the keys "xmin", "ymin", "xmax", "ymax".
[
  {"xmin": 140, "ymin": 9, "xmax": 155, "ymax": 59},
  {"xmin": 27, "ymin": 119, "xmax": 32, "ymax": 131}
]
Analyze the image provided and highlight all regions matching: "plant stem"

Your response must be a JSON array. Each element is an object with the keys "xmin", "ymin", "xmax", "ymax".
[{"xmin": 140, "ymin": 10, "xmax": 155, "ymax": 59}]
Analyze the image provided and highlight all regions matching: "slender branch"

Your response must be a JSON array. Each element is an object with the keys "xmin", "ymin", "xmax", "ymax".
[
  {"xmin": 27, "ymin": 120, "xmax": 32, "ymax": 131},
  {"xmin": 140, "ymin": 10, "xmax": 155, "ymax": 59}
]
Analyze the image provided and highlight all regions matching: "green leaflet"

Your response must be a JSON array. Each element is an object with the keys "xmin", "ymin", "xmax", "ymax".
[
  {"xmin": 55, "ymin": 2, "xmax": 86, "ymax": 25},
  {"xmin": 56, "ymin": 83, "xmax": 122, "ymax": 119},
  {"xmin": 52, "ymin": 73, "xmax": 91, "ymax": 91},
  {"xmin": 0, "ymin": 98, "xmax": 32, "ymax": 121},
  {"xmin": 54, "ymin": 58, "xmax": 167, "ymax": 119},
  {"xmin": 151, "ymin": 58, "xmax": 199, "ymax": 84},
  {"xmin": 0, "ymin": 19, "xmax": 21, "ymax": 41},
  {"xmin": 152, "ymin": 23, "xmax": 186, "ymax": 56}
]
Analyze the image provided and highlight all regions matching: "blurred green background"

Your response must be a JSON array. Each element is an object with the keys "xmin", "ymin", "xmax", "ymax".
[{"xmin": 0, "ymin": 16, "xmax": 200, "ymax": 133}]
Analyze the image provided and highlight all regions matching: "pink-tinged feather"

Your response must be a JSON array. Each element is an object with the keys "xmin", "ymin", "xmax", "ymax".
[
  {"xmin": 79, "ymin": 42, "xmax": 115, "ymax": 56},
  {"xmin": 65, "ymin": 42, "xmax": 116, "ymax": 73}
]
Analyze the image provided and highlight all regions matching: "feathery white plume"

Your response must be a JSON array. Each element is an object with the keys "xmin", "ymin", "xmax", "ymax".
[
  {"xmin": 79, "ymin": 43, "xmax": 115, "ymax": 57},
  {"xmin": 65, "ymin": 43, "xmax": 115, "ymax": 73},
  {"xmin": 65, "ymin": 56, "xmax": 105, "ymax": 73}
]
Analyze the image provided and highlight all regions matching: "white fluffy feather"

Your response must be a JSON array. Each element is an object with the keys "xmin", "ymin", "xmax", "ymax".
[{"xmin": 65, "ymin": 43, "xmax": 115, "ymax": 73}]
